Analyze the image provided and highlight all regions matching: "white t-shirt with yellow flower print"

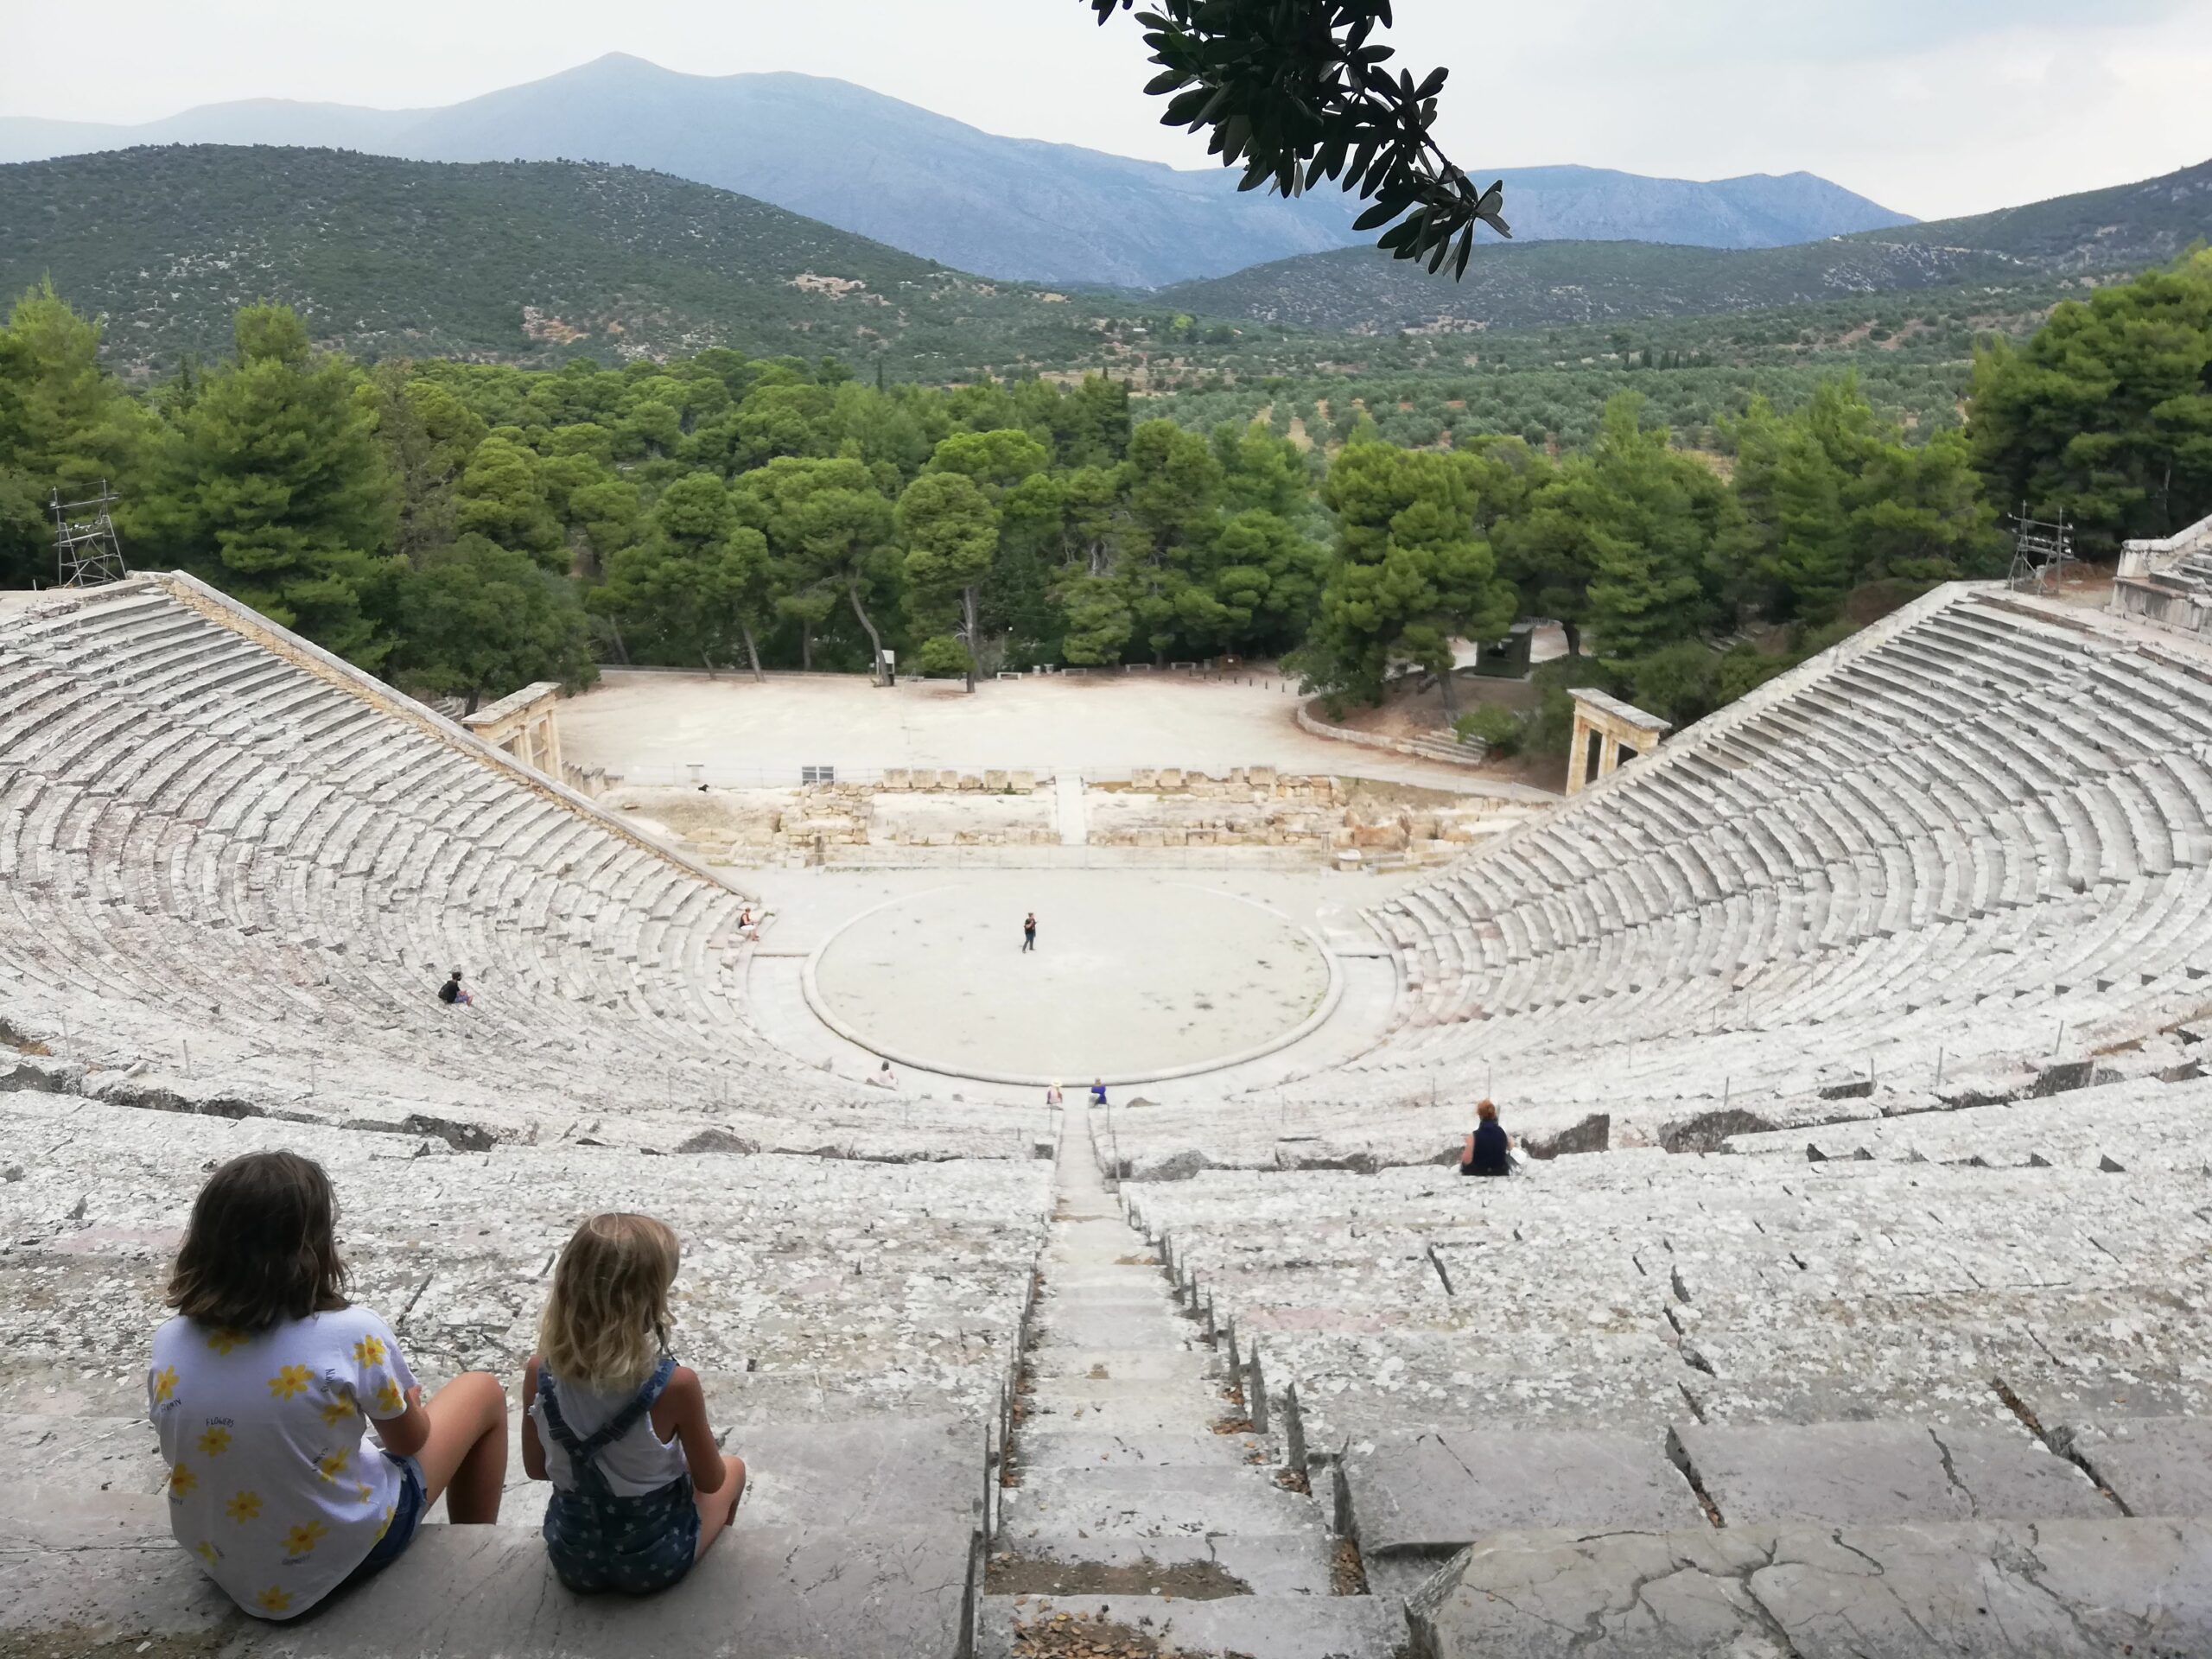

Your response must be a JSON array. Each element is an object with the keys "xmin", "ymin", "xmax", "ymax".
[{"xmin": 148, "ymin": 1307, "xmax": 419, "ymax": 1620}]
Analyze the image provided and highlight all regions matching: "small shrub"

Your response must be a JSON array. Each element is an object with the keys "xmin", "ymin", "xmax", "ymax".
[{"xmin": 1455, "ymin": 703, "xmax": 1526, "ymax": 754}]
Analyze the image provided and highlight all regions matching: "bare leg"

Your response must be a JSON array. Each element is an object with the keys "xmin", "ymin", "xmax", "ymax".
[
  {"xmin": 692, "ymin": 1454, "xmax": 747, "ymax": 1560},
  {"xmin": 413, "ymin": 1372, "xmax": 508, "ymax": 1524}
]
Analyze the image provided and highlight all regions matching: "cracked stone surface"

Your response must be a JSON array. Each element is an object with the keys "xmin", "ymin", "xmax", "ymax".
[
  {"xmin": 1341, "ymin": 1429, "xmax": 1705, "ymax": 1554},
  {"xmin": 1672, "ymin": 1421, "xmax": 2115, "ymax": 1527},
  {"xmin": 2053, "ymin": 1417, "xmax": 2212, "ymax": 1518},
  {"xmin": 1412, "ymin": 1519, "xmax": 2212, "ymax": 1657}
]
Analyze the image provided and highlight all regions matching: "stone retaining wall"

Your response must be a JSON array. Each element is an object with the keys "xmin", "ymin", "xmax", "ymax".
[
  {"xmin": 1296, "ymin": 701, "xmax": 1490, "ymax": 769},
  {"xmin": 606, "ymin": 769, "xmax": 1526, "ymax": 861}
]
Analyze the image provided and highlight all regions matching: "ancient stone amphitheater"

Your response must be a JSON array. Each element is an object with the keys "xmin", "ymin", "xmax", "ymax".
[{"xmin": 3, "ymin": 569, "xmax": 2209, "ymax": 1658}]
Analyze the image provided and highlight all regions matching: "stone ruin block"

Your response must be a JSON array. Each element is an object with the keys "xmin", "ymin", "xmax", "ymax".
[
  {"xmin": 1249, "ymin": 766, "xmax": 1277, "ymax": 790},
  {"xmin": 957, "ymin": 773, "xmax": 982, "ymax": 791},
  {"xmin": 1009, "ymin": 771, "xmax": 1035, "ymax": 793},
  {"xmin": 983, "ymin": 770, "xmax": 1008, "ymax": 791},
  {"xmin": 1229, "ymin": 766, "xmax": 1249, "ymax": 787},
  {"xmin": 1132, "ymin": 768, "xmax": 1158, "ymax": 789},
  {"xmin": 882, "ymin": 770, "xmax": 911, "ymax": 791},
  {"xmin": 1158, "ymin": 767, "xmax": 1185, "ymax": 790}
]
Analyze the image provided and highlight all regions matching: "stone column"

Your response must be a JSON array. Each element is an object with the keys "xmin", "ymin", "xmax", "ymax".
[{"xmin": 1566, "ymin": 720, "xmax": 1593, "ymax": 798}]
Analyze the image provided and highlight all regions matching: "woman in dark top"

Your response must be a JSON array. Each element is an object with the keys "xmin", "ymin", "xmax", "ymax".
[{"xmin": 1460, "ymin": 1099, "xmax": 1510, "ymax": 1177}]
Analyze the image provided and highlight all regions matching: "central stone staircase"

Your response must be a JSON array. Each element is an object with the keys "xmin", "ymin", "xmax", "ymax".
[{"xmin": 980, "ymin": 1102, "xmax": 1404, "ymax": 1657}]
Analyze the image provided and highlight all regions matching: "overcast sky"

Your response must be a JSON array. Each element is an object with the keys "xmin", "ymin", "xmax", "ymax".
[{"xmin": 5, "ymin": 0, "xmax": 2209, "ymax": 220}]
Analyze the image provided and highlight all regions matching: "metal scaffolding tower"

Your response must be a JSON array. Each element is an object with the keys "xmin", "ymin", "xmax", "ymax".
[
  {"xmin": 2005, "ymin": 502, "xmax": 2073, "ymax": 596},
  {"xmin": 51, "ymin": 482, "xmax": 129, "ymax": 588}
]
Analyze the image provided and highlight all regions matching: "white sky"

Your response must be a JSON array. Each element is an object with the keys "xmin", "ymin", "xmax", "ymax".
[{"xmin": 4, "ymin": 0, "xmax": 2209, "ymax": 220}]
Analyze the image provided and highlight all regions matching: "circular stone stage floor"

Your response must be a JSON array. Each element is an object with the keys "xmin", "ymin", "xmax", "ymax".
[{"xmin": 804, "ymin": 876, "xmax": 1337, "ymax": 1085}]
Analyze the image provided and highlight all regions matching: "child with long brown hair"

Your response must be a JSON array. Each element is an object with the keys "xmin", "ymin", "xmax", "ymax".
[
  {"xmin": 521, "ymin": 1213, "xmax": 747, "ymax": 1594},
  {"xmin": 149, "ymin": 1151, "xmax": 507, "ymax": 1619}
]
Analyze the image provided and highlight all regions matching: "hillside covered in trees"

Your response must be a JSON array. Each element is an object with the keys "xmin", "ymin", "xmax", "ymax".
[
  {"xmin": 7, "ymin": 252, "xmax": 2204, "ymax": 761},
  {"xmin": 0, "ymin": 147, "xmax": 1148, "ymax": 378},
  {"xmin": 1159, "ymin": 157, "xmax": 2212, "ymax": 335}
]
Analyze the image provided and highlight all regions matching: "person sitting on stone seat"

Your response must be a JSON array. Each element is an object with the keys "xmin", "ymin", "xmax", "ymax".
[
  {"xmin": 522, "ymin": 1213, "xmax": 747, "ymax": 1597},
  {"xmin": 148, "ymin": 1152, "xmax": 509, "ymax": 1620},
  {"xmin": 866, "ymin": 1059, "xmax": 897, "ymax": 1089},
  {"xmin": 1460, "ymin": 1099, "xmax": 1512, "ymax": 1177},
  {"xmin": 437, "ymin": 969, "xmax": 472, "ymax": 1007}
]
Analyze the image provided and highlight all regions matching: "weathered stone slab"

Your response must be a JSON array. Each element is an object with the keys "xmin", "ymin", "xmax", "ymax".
[
  {"xmin": 0, "ymin": 1507, "xmax": 974, "ymax": 1659},
  {"xmin": 262, "ymin": 1522, "xmax": 972, "ymax": 1659},
  {"xmin": 1673, "ymin": 1421, "xmax": 2110, "ymax": 1526},
  {"xmin": 1408, "ymin": 1525, "xmax": 1777, "ymax": 1657},
  {"xmin": 722, "ymin": 1415, "xmax": 977, "ymax": 1534},
  {"xmin": 1411, "ymin": 1520, "xmax": 2212, "ymax": 1658},
  {"xmin": 1750, "ymin": 1518, "xmax": 2212, "ymax": 1659},
  {"xmin": 2053, "ymin": 1416, "xmax": 2212, "ymax": 1517},
  {"xmin": 1340, "ymin": 1429, "xmax": 1701, "ymax": 1553}
]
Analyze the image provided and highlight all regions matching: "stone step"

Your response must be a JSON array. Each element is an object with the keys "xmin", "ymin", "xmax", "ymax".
[
  {"xmin": 1027, "ymin": 1376, "xmax": 1230, "ymax": 1410},
  {"xmin": 18, "ymin": 1410, "xmax": 987, "ymax": 1544},
  {"xmin": 1670, "ymin": 1419, "xmax": 2117, "ymax": 1527},
  {"xmin": 1, "ymin": 1491, "xmax": 974, "ymax": 1659},
  {"xmin": 990, "ymin": 1526, "xmax": 1338, "ymax": 1597},
  {"xmin": 979, "ymin": 1592, "xmax": 1406, "ymax": 1659},
  {"xmin": 1408, "ymin": 1517, "xmax": 2212, "ymax": 1658},
  {"xmin": 1027, "ymin": 1348, "xmax": 1219, "ymax": 1386},
  {"xmin": 1014, "ymin": 1427, "xmax": 1268, "ymax": 1472},
  {"xmin": 996, "ymin": 1464, "xmax": 1325, "ymax": 1542},
  {"xmin": 1030, "ymin": 1306, "xmax": 1203, "ymax": 1351},
  {"xmin": 1338, "ymin": 1428, "xmax": 1706, "ymax": 1554}
]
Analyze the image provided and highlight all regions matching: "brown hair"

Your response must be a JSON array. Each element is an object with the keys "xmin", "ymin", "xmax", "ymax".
[
  {"xmin": 538, "ymin": 1214, "xmax": 681, "ymax": 1394},
  {"xmin": 167, "ymin": 1151, "xmax": 350, "ymax": 1332},
  {"xmin": 1477, "ymin": 1099, "xmax": 1498, "ymax": 1121}
]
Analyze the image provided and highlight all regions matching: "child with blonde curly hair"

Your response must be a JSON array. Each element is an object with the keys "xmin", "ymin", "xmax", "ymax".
[{"xmin": 521, "ymin": 1213, "xmax": 747, "ymax": 1594}]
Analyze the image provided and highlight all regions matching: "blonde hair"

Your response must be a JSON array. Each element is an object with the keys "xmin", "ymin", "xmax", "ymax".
[{"xmin": 538, "ymin": 1214, "xmax": 681, "ymax": 1394}]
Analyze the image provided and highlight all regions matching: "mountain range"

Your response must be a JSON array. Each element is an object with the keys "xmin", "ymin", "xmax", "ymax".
[
  {"xmin": 0, "ymin": 53, "xmax": 1913, "ymax": 288},
  {"xmin": 1157, "ymin": 157, "xmax": 2212, "ymax": 334}
]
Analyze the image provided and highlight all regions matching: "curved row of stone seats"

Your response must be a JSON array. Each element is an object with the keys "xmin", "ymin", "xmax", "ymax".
[
  {"xmin": 1101, "ymin": 1007, "xmax": 2178, "ymax": 1178},
  {"xmin": 0, "ymin": 575, "xmax": 999, "ymax": 1152},
  {"xmin": 1213, "ymin": 585, "xmax": 2212, "ymax": 1157},
  {"xmin": 1725, "ymin": 1070, "xmax": 2212, "ymax": 1171},
  {"xmin": 3, "ymin": 1030, "xmax": 1046, "ymax": 1164},
  {"xmin": 1124, "ymin": 1143, "xmax": 2212, "ymax": 1457}
]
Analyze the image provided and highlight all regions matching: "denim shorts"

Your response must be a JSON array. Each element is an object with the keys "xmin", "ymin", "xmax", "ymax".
[{"xmin": 339, "ymin": 1452, "xmax": 426, "ymax": 1588}]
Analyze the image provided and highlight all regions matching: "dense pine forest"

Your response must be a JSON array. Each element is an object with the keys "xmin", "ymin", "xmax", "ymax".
[{"xmin": 3, "ymin": 250, "xmax": 2208, "ymax": 757}]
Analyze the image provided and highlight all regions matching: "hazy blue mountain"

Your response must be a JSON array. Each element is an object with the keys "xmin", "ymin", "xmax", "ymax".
[
  {"xmin": 0, "ymin": 54, "xmax": 1911, "ymax": 287},
  {"xmin": 1156, "ymin": 156, "xmax": 2212, "ymax": 335}
]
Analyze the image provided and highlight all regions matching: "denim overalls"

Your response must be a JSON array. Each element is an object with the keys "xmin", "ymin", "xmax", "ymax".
[{"xmin": 537, "ymin": 1356, "xmax": 700, "ymax": 1594}]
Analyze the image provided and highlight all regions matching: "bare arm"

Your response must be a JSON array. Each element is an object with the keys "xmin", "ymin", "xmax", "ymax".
[
  {"xmin": 519, "ymin": 1357, "xmax": 548, "ymax": 1482},
  {"xmin": 649, "ymin": 1366, "xmax": 726, "ymax": 1495},
  {"xmin": 374, "ymin": 1385, "xmax": 431, "ymax": 1459}
]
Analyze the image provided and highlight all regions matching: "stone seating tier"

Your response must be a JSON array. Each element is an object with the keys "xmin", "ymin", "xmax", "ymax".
[
  {"xmin": 0, "ymin": 575, "xmax": 1024, "ymax": 1155},
  {"xmin": 1124, "ymin": 1128, "xmax": 2212, "ymax": 1452},
  {"xmin": 1152, "ymin": 588, "xmax": 2212, "ymax": 1164}
]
